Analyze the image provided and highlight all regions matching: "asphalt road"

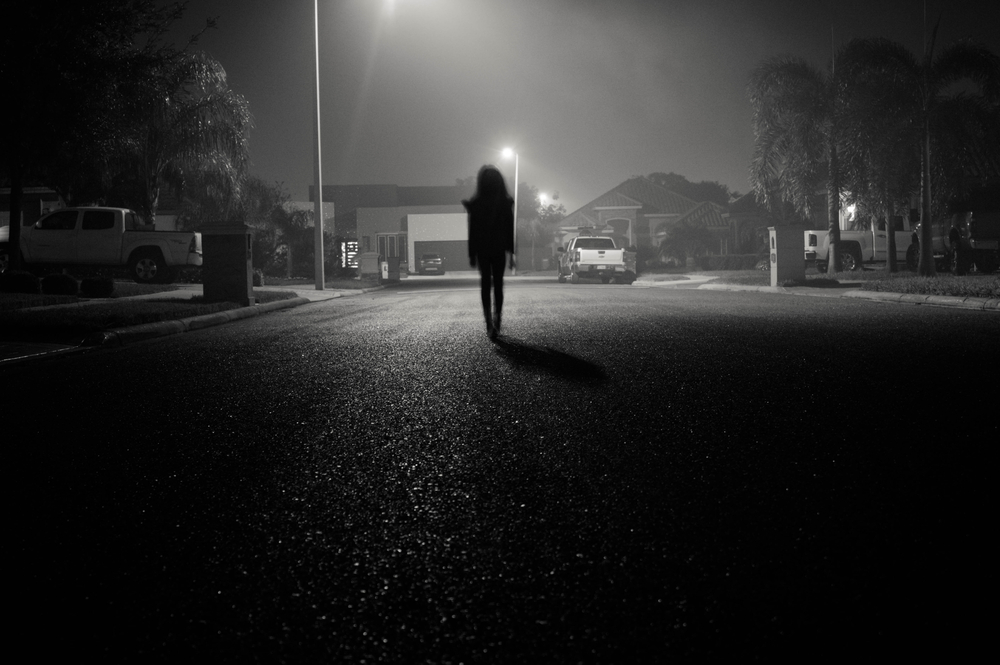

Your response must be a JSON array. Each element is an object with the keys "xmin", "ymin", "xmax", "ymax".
[{"xmin": 8, "ymin": 275, "xmax": 998, "ymax": 662}]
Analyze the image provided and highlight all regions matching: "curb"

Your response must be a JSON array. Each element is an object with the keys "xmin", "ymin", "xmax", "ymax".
[
  {"xmin": 83, "ymin": 296, "xmax": 313, "ymax": 347},
  {"xmin": 697, "ymin": 282, "xmax": 1000, "ymax": 311},
  {"xmin": 841, "ymin": 290, "xmax": 1000, "ymax": 311}
]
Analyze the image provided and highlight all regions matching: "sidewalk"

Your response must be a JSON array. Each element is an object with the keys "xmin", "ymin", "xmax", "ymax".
[
  {"xmin": 0, "ymin": 283, "xmax": 375, "ymax": 367},
  {"xmin": 635, "ymin": 272, "xmax": 999, "ymax": 311}
]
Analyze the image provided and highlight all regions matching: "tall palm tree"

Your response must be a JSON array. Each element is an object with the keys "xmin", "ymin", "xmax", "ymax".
[
  {"xmin": 836, "ymin": 38, "xmax": 923, "ymax": 272},
  {"xmin": 910, "ymin": 26, "xmax": 1000, "ymax": 275},
  {"xmin": 110, "ymin": 51, "xmax": 253, "ymax": 223},
  {"xmin": 748, "ymin": 54, "xmax": 845, "ymax": 271}
]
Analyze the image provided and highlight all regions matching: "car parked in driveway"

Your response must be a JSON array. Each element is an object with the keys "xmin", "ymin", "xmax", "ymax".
[
  {"xmin": 418, "ymin": 253, "xmax": 445, "ymax": 275},
  {"xmin": 0, "ymin": 206, "xmax": 202, "ymax": 283}
]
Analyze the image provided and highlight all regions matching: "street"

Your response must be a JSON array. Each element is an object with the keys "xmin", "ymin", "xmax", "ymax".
[{"xmin": 7, "ymin": 276, "xmax": 998, "ymax": 662}]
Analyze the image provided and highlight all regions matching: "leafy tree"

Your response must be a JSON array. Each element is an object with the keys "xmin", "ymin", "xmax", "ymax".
[
  {"xmin": 910, "ymin": 29, "xmax": 999, "ymax": 275},
  {"xmin": 645, "ymin": 172, "xmax": 738, "ymax": 206},
  {"xmin": 105, "ymin": 49, "xmax": 253, "ymax": 222},
  {"xmin": 2, "ymin": 1, "xmax": 249, "ymax": 238},
  {"xmin": 748, "ymin": 53, "xmax": 845, "ymax": 271},
  {"xmin": 749, "ymin": 33, "xmax": 1000, "ymax": 276},
  {"xmin": 835, "ymin": 39, "xmax": 924, "ymax": 272},
  {"xmin": 838, "ymin": 34, "xmax": 999, "ymax": 275},
  {"xmin": 2, "ymin": 1, "xmax": 201, "ymax": 269}
]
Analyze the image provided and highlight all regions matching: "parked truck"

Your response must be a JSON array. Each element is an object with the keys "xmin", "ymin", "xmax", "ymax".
[
  {"xmin": 0, "ymin": 206, "xmax": 202, "ymax": 283},
  {"xmin": 906, "ymin": 188, "xmax": 1000, "ymax": 274},
  {"xmin": 804, "ymin": 207, "xmax": 915, "ymax": 272},
  {"xmin": 557, "ymin": 235, "xmax": 633, "ymax": 284}
]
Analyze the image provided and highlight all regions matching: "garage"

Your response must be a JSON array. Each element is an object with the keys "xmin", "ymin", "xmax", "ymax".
[
  {"xmin": 407, "ymin": 212, "xmax": 468, "ymax": 273},
  {"xmin": 414, "ymin": 240, "xmax": 467, "ymax": 272}
]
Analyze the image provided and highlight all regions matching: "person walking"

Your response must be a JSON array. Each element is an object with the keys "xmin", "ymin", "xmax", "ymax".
[{"xmin": 464, "ymin": 164, "xmax": 516, "ymax": 340}]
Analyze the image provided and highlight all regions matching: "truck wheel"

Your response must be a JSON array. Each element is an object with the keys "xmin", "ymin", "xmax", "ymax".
[
  {"xmin": 840, "ymin": 246, "xmax": 862, "ymax": 271},
  {"xmin": 816, "ymin": 261, "xmax": 827, "ymax": 274},
  {"xmin": 129, "ymin": 250, "xmax": 165, "ymax": 284},
  {"xmin": 952, "ymin": 246, "xmax": 972, "ymax": 275},
  {"xmin": 905, "ymin": 243, "xmax": 919, "ymax": 271}
]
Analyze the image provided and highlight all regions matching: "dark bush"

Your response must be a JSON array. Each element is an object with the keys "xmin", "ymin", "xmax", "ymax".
[
  {"xmin": 42, "ymin": 273, "xmax": 80, "ymax": 295},
  {"xmin": 80, "ymin": 277, "xmax": 116, "ymax": 298},
  {"xmin": 0, "ymin": 270, "xmax": 42, "ymax": 294}
]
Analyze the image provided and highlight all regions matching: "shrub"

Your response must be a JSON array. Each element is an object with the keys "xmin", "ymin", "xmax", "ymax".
[
  {"xmin": 80, "ymin": 277, "xmax": 116, "ymax": 298},
  {"xmin": 0, "ymin": 270, "xmax": 42, "ymax": 294},
  {"xmin": 42, "ymin": 273, "xmax": 80, "ymax": 296}
]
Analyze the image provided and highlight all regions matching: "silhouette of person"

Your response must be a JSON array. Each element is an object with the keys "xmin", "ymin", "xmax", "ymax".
[{"xmin": 463, "ymin": 164, "xmax": 515, "ymax": 340}]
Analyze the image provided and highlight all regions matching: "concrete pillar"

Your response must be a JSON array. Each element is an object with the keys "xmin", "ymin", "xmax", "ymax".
[
  {"xmin": 768, "ymin": 226, "xmax": 805, "ymax": 288},
  {"xmin": 202, "ymin": 224, "xmax": 254, "ymax": 306}
]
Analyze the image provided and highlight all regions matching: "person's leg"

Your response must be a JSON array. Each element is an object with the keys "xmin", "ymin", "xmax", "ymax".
[
  {"xmin": 492, "ymin": 252, "xmax": 505, "ymax": 333},
  {"xmin": 478, "ymin": 255, "xmax": 493, "ymax": 334}
]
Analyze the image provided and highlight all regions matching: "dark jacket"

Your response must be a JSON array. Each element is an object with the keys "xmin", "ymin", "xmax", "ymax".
[{"xmin": 464, "ymin": 196, "xmax": 514, "ymax": 262}]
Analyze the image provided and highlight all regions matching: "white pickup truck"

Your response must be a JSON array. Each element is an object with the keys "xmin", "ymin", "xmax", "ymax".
[
  {"xmin": 557, "ymin": 235, "xmax": 633, "ymax": 284},
  {"xmin": 0, "ymin": 206, "xmax": 202, "ymax": 283},
  {"xmin": 804, "ymin": 210, "xmax": 914, "ymax": 272}
]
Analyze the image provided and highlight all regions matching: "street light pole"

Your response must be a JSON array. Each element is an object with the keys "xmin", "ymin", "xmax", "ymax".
[
  {"xmin": 312, "ymin": 0, "xmax": 325, "ymax": 290},
  {"xmin": 503, "ymin": 147, "xmax": 518, "ymax": 276}
]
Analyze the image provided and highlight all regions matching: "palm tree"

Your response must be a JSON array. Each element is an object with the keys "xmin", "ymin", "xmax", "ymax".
[
  {"xmin": 836, "ymin": 38, "xmax": 924, "ymax": 272},
  {"xmin": 750, "ymin": 34, "xmax": 999, "ymax": 276},
  {"xmin": 109, "ymin": 51, "xmax": 253, "ymax": 223},
  {"xmin": 918, "ymin": 33, "xmax": 999, "ymax": 275},
  {"xmin": 748, "ymin": 54, "xmax": 845, "ymax": 271}
]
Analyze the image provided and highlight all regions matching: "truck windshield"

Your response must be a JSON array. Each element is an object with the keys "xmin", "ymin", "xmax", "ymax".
[{"xmin": 575, "ymin": 238, "xmax": 615, "ymax": 249}]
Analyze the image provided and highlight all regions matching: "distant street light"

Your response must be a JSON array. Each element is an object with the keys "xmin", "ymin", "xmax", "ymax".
[
  {"xmin": 502, "ymin": 147, "xmax": 518, "ymax": 275},
  {"xmin": 312, "ymin": 0, "xmax": 325, "ymax": 290}
]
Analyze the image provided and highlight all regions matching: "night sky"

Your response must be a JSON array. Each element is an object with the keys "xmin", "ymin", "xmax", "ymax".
[{"xmin": 168, "ymin": 0, "xmax": 999, "ymax": 211}]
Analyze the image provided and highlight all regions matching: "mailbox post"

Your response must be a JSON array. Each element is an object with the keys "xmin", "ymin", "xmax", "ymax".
[
  {"xmin": 202, "ymin": 223, "xmax": 254, "ymax": 306},
  {"xmin": 768, "ymin": 226, "xmax": 805, "ymax": 288}
]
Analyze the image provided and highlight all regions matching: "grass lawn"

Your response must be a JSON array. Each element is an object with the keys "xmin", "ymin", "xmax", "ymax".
[
  {"xmin": 0, "ymin": 284, "xmax": 298, "ymax": 341},
  {"xmin": 0, "ymin": 281, "xmax": 180, "ymax": 312}
]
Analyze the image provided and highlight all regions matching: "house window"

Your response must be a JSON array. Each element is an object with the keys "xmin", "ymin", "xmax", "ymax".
[{"xmin": 377, "ymin": 234, "xmax": 398, "ymax": 259}]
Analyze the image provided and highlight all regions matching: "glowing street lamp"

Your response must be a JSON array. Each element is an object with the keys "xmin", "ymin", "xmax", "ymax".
[{"xmin": 502, "ymin": 147, "xmax": 518, "ymax": 275}]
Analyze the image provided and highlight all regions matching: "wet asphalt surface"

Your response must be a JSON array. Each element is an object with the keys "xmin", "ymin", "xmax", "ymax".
[{"xmin": 7, "ymin": 276, "xmax": 998, "ymax": 662}]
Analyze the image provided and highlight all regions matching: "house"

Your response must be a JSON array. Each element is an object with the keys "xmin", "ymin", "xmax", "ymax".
[
  {"xmin": 0, "ymin": 187, "xmax": 64, "ymax": 229},
  {"xmin": 306, "ymin": 183, "xmax": 475, "ymax": 273},
  {"xmin": 557, "ymin": 177, "xmax": 730, "ymax": 257}
]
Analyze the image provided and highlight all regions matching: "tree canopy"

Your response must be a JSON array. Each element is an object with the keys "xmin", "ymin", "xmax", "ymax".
[
  {"xmin": 748, "ymin": 30, "xmax": 1000, "ymax": 275},
  {"xmin": 645, "ymin": 173, "xmax": 738, "ymax": 207},
  {"xmin": 2, "ymin": 0, "xmax": 252, "ymax": 244}
]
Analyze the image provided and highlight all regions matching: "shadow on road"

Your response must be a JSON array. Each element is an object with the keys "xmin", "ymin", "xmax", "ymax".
[{"xmin": 491, "ymin": 335, "xmax": 608, "ymax": 384}]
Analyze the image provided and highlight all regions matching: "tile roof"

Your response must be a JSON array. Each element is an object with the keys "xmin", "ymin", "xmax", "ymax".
[
  {"xmin": 589, "ymin": 191, "xmax": 643, "ymax": 208},
  {"xmin": 676, "ymin": 201, "xmax": 729, "ymax": 228},
  {"xmin": 565, "ymin": 176, "xmax": 701, "ymax": 219}
]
